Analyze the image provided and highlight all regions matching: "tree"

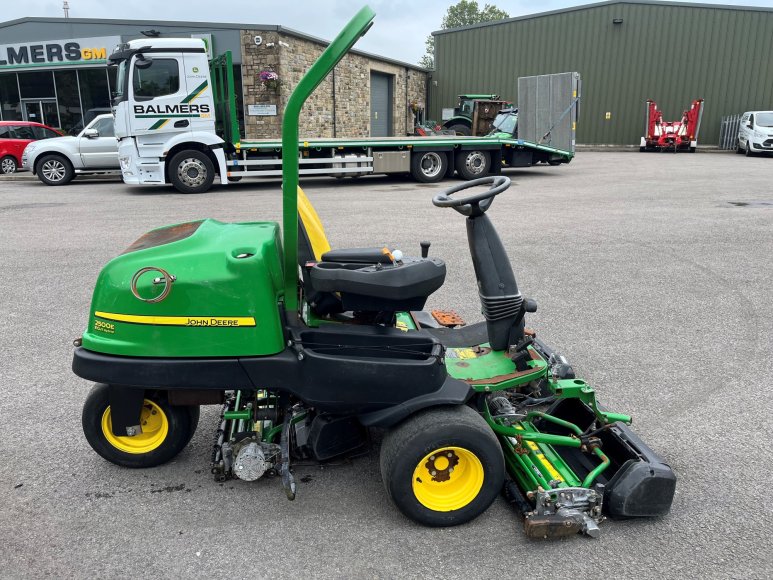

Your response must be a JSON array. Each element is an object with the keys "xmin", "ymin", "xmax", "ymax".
[{"xmin": 419, "ymin": 1, "xmax": 509, "ymax": 68}]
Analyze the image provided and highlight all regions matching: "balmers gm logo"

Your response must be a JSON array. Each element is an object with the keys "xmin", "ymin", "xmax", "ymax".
[
  {"xmin": 0, "ymin": 36, "xmax": 120, "ymax": 69},
  {"xmin": 134, "ymin": 104, "xmax": 211, "ymax": 116}
]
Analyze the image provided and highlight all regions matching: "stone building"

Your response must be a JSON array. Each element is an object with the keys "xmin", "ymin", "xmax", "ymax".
[{"xmin": 0, "ymin": 17, "xmax": 428, "ymax": 140}]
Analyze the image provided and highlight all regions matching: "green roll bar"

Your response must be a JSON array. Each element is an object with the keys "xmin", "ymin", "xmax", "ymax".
[{"xmin": 281, "ymin": 6, "xmax": 375, "ymax": 313}]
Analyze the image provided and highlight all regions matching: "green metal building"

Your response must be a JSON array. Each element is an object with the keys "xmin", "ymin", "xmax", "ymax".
[{"xmin": 430, "ymin": 0, "xmax": 773, "ymax": 145}]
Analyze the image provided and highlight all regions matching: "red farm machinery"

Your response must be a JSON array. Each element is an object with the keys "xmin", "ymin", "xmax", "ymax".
[{"xmin": 640, "ymin": 98, "xmax": 704, "ymax": 152}]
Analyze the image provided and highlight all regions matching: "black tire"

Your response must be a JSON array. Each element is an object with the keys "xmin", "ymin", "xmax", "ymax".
[
  {"xmin": 169, "ymin": 150, "xmax": 215, "ymax": 193},
  {"xmin": 454, "ymin": 150, "xmax": 491, "ymax": 180},
  {"xmin": 1, "ymin": 155, "xmax": 17, "ymax": 174},
  {"xmin": 82, "ymin": 384, "xmax": 195, "ymax": 468},
  {"xmin": 380, "ymin": 404, "xmax": 504, "ymax": 527},
  {"xmin": 736, "ymin": 140, "xmax": 744, "ymax": 154},
  {"xmin": 410, "ymin": 151, "xmax": 447, "ymax": 183},
  {"xmin": 547, "ymin": 159, "xmax": 562, "ymax": 166},
  {"xmin": 186, "ymin": 405, "xmax": 201, "ymax": 445},
  {"xmin": 446, "ymin": 123, "xmax": 471, "ymax": 136},
  {"xmin": 745, "ymin": 142, "xmax": 753, "ymax": 157},
  {"xmin": 639, "ymin": 146, "xmax": 646, "ymax": 152},
  {"xmin": 36, "ymin": 154, "xmax": 74, "ymax": 186}
]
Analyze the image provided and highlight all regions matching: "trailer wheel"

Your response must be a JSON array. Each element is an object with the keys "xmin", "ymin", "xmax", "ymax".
[
  {"xmin": 169, "ymin": 150, "xmax": 215, "ymax": 193},
  {"xmin": 455, "ymin": 150, "xmax": 490, "ymax": 180},
  {"xmin": 82, "ymin": 384, "xmax": 196, "ymax": 468},
  {"xmin": 411, "ymin": 151, "xmax": 447, "ymax": 183},
  {"xmin": 380, "ymin": 405, "xmax": 504, "ymax": 527}
]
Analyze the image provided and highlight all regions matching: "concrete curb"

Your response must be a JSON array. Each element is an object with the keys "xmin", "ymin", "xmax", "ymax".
[{"xmin": 0, "ymin": 173, "xmax": 119, "ymax": 182}]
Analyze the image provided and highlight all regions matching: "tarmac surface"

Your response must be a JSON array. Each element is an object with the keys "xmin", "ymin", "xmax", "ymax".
[{"xmin": 1, "ymin": 152, "xmax": 772, "ymax": 578}]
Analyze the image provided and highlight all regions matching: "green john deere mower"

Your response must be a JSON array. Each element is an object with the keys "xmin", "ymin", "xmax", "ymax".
[{"xmin": 73, "ymin": 6, "xmax": 675, "ymax": 537}]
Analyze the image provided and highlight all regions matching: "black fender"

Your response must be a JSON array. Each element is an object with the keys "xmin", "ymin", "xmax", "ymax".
[{"xmin": 357, "ymin": 376, "xmax": 473, "ymax": 428}]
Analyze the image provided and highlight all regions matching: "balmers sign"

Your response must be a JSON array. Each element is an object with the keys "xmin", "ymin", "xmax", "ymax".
[{"xmin": 0, "ymin": 36, "xmax": 121, "ymax": 71}]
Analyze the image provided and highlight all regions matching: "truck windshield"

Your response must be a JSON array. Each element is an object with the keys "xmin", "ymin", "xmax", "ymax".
[
  {"xmin": 490, "ymin": 112, "xmax": 517, "ymax": 135},
  {"xmin": 756, "ymin": 112, "xmax": 773, "ymax": 127},
  {"xmin": 113, "ymin": 60, "xmax": 128, "ymax": 105}
]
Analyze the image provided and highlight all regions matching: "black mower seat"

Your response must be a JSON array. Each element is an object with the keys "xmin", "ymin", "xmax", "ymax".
[
  {"xmin": 321, "ymin": 247, "xmax": 394, "ymax": 264},
  {"xmin": 309, "ymin": 257, "xmax": 446, "ymax": 312}
]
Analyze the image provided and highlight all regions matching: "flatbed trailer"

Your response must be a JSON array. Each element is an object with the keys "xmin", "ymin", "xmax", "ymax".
[
  {"xmin": 228, "ymin": 134, "xmax": 573, "ymax": 183},
  {"xmin": 109, "ymin": 43, "xmax": 573, "ymax": 193}
]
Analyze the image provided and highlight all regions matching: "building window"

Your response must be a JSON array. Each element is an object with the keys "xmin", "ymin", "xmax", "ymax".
[
  {"xmin": 133, "ymin": 59, "xmax": 180, "ymax": 99},
  {"xmin": 0, "ymin": 73, "xmax": 21, "ymax": 121},
  {"xmin": 79, "ymin": 68, "xmax": 112, "ymax": 120},
  {"xmin": 18, "ymin": 71, "xmax": 56, "ymax": 99},
  {"xmin": 54, "ymin": 70, "xmax": 82, "ymax": 133}
]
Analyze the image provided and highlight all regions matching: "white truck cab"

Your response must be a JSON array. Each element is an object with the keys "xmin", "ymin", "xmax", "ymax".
[
  {"xmin": 110, "ymin": 38, "xmax": 228, "ymax": 192},
  {"xmin": 738, "ymin": 111, "xmax": 773, "ymax": 156}
]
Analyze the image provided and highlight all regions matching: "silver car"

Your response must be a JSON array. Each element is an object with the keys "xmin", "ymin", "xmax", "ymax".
[{"xmin": 22, "ymin": 114, "xmax": 119, "ymax": 185}]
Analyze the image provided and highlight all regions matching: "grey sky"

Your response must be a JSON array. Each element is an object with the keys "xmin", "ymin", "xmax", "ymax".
[{"xmin": 2, "ymin": 0, "xmax": 772, "ymax": 64}]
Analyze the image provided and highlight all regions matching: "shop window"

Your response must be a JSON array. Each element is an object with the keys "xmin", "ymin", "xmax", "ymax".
[
  {"xmin": 0, "ymin": 73, "xmax": 22, "ymax": 121},
  {"xmin": 54, "ymin": 70, "xmax": 83, "ymax": 134},
  {"xmin": 133, "ymin": 59, "xmax": 180, "ymax": 100},
  {"xmin": 18, "ymin": 71, "xmax": 55, "ymax": 99},
  {"xmin": 79, "ymin": 69, "xmax": 112, "ymax": 121}
]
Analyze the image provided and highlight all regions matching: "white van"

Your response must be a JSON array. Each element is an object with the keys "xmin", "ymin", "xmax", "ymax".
[{"xmin": 738, "ymin": 111, "xmax": 773, "ymax": 156}]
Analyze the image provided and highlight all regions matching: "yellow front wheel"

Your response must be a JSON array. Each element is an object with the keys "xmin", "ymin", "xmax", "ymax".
[
  {"xmin": 380, "ymin": 405, "xmax": 504, "ymax": 527},
  {"xmin": 82, "ymin": 384, "xmax": 197, "ymax": 468}
]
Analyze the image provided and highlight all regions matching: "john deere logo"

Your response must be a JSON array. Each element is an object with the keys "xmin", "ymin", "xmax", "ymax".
[{"xmin": 192, "ymin": 67, "xmax": 199, "ymax": 73}]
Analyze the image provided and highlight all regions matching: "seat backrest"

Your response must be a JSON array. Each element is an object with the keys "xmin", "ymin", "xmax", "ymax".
[{"xmin": 297, "ymin": 186, "xmax": 331, "ymax": 264}]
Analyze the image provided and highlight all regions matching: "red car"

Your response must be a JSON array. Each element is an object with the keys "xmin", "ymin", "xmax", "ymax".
[{"xmin": 0, "ymin": 121, "xmax": 62, "ymax": 174}]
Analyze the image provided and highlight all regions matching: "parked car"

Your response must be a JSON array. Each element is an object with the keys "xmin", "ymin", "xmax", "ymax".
[
  {"xmin": 23, "ymin": 114, "xmax": 119, "ymax": 185},
  {"xmin": 0, "ymin": 121, "xmax": 62, "ymax": 174},
  {"xmin": 738, "ymin": 111, "xmax": 773, "ymax": 156}
]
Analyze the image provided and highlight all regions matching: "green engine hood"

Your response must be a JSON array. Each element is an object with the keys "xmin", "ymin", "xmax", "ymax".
[{"xmin": 82, "ymin": 218, "xmax": 286, "ymax": 358}]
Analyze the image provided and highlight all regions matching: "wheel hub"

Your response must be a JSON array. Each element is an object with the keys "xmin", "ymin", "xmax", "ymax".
[
  {"xmin": 420, "ymin": 152, "xmax": 442, "ymax": 178},
  {"xmin": 424, "ymin": 450, "xmax": 459, "ymax": 482},
  {"xmin": 101, "ymin": 400, "xmax": 169, "ymax": 454},
  {"xmin": 42, "ymin": 160, "xmax": 65, "ymax": 181},
  {"xmin": 412, "ymin": 446, "xmax": 484, "ymax": 511},
  {"xmin": 178, "ymin": 158, "xmax": 207, "ymax": 187},
  {"xmin": 1, "ymin": 158, "xmax": 15, "ymax": 173},
  {"xmin": 465, "ymin": 152, "xmax": 486, "ymax": 174}
]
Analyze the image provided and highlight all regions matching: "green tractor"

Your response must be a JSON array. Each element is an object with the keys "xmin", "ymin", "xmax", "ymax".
[
  {"xmin": 442, "ymin": 94, "xmax": 512, "ymax": 136},
  {"xmin": 73, "ymin": 6, "xmax": 675, "ymax": 537}
]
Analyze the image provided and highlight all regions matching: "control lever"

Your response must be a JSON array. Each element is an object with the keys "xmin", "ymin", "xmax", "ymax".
[{"xmin": 420, "ymin": 241, "xmax": 431, "ymax": 258}]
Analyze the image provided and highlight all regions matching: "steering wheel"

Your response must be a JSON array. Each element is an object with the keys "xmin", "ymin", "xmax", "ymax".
[{"xmin": 432, "ymin": 176, "xmax": 511, "ymax": 217}]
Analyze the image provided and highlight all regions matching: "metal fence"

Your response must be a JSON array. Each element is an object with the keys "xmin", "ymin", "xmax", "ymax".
[{"xmin": 718, "ymin": 114, "xmax": 742, "ymax": 149}]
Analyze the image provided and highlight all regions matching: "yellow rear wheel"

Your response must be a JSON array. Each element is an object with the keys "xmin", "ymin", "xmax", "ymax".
[
  {"xmin": 412, "ymin": 447, "xmax": 485, "ymax": 511},
  {"xmin": 380, "ymin": 405, "xmax": 504, "ymax": 527}
]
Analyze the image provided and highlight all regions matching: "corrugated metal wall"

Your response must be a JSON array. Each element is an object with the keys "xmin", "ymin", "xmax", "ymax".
[{"xmin": 431, "ymin": 1, "xmax": 773, "ymax": 145}]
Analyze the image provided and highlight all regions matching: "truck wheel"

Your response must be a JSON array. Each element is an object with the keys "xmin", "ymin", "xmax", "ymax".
[
  {"xmin": 1, "ymin": 155, "xmax": 17, "ymax": 174},
  {"xmin": 411, "ymin": 151, "xmax": 447, "ymax": 183},
  {"xmin": 37, "ymin": 154, "xmax": 74, "ymax": 185},
  {"xmin": 82, "ymin": 384, "xmax": 195, "ymax": 468},
  {"xmin": 446, "ymin": 123, "xmax": 471, "ymax": 136},
  {"xmin": 169, "ymin": 150, "xmax": 215, "ymax": 193},
  {"xmin": 455, "ymin": 150, "xmax": 490, "ymax": 180},
  {"xmin": 380, "ymin": 404, "xmax": 504, "ymax": 527}
]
